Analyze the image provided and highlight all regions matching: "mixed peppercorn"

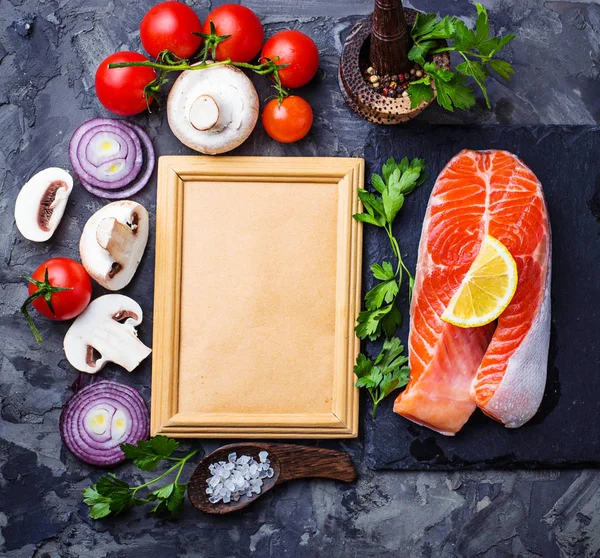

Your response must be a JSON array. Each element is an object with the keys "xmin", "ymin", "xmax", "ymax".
[{"xmin": 363, "ymin": 65, "xmax": 424, "ymax": 99}]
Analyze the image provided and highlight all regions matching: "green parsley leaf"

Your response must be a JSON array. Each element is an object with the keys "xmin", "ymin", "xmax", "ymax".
[
  {"xmin": 121, "ymin": 435, "xmax": 180, "ymax": 471},
  {"xmin": 152, "ymin": 483, "xmax": 175, "ymax": 499},
  {"xmin": 375, "ymin": 338, "xmax": 408, "ymax": 374},
  {"xmin": 381, "ymin": 157, "xmax": 397, "ymax": 184},
  {"xmin": 148, "ymin": 481, "xmax": 186, "ymax": 516},
  {"xmin": 354, "ymin": 353, "xmax": 373, "ymax": 379},
  {"xmin": 488, "ymin": 59, "xmax": 515, "ymax": 81},
  {"xmin": 411, "ymin": 12, "xmax": 440, "ymax": 41},
  {"xmin": 353, "ymin": 212, "xmax": 383, "ymax": 227},
  {"xmin": 455, "ymin": 60, "xmax": 490, "ymax": 107},
  {"xmin": 371, "ymin": 173, "xmax": 386, "ymax": 194},
  {"xmin": 408, "ymin": 4, "xmax": 515, "ymax": 112},
  {"xmin": 382, "ymin": 187, "xmax": 405, "ymax": 223},
  {"xmin": 355, "ymin": 375, "xmax": 378, "ymax": 389},
  {"xmin": 82, "ymin": 486, "xmax": 113, "ymax": 520},
  {"xmin": 352, "ymin": 157, "xmax": 427, "ymax": 416},
  {"xmin": 167, "ymin": 483, "xmax": 187, "ymax": 515},
  {"xmin": 151, "ymin": 499, "xmax": 169, "ymax": 515},
  {"xmin": 364, "ymin": 279, "xmax": 399, "ymax": 311},
  {"xmin": 397, "ymin": 167, "xmax": 422, "ymax": 196},
  {"xmin": 408, "ymin": 81, "xmax": 435, "ymax": 109},
  {"xmin": 355, "ymin": 304, "xmax": 393, "ymax": 340},
  {"xmin": 357, "ymin": 189, "xmax": 385, "ymax": 219},
  {"xmin": 408, "ymin": 40, "xmax": 437, "ymax": 66},
  {"xmin": 380, "ymin": 304, "xmax": 403, "ymax": 338},
  {"xmin": 371, "ymin": 262, "xmax": 395, "ymax": 281},
  {"xmin": 424, "ymin": 63, "xmax": 476, "ymax": 112},
  {"xmin": 378, "ymin": 374, "xmax": 400, "ymax": 401},
  {"xmin": 82, "ymin": 438, "xmax": 198, "ymax": 521},
  {"xmin": 475, "ymin": 2, "xmax": 489, "ymax": 44},
  {"xmin": 452, "ymin": 18, "xmax": 477, "ymax": 51},
  {"xmin": 412, "ymin": 13, "xmax": 458, "ymax": 42},
  {"xmin": 411, "ymin": 159, "xmax": 429, "ymax": 187},
  {"xmin": 354, "ymin": 337, "xmax": 411, "ymax": 418},
  {"xmin": 93, "ymin": 474, "xmax": 138, "ymax": 516}
]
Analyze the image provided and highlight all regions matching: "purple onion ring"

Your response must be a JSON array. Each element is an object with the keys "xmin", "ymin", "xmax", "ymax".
[
  {"xmin": 60, "ymin": 380, "xmax": 149, "ymax": 467},
  {"xmin": 79, "ymin": 121, "xmax": 155, "ymax": 199},
  {"xmin": 70, "ymin": 122, "xmax": 142, "ymax": 189},
  {"xmin": 85, "ymin": 129, "xmax": 129, "ymax": 167}
]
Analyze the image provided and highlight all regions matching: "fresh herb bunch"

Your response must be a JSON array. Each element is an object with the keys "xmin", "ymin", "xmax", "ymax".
[
  {"xmin": 110, "ymin": 23, "xmax": 289, "ymax": 107},
  {"xmin": 83, "ymin": 436, "xmax": 198, "ymax": 519},
  {"xmin": 352, "ymin": 157, "xmax": 427, "ymax": 417},
  {"xmin": 408, "ymin": 3, "xmax": 515, "ymax": 112},
  {"xmin": 355, "ymin": 338, "xmax": 410, "ymax": 419}
]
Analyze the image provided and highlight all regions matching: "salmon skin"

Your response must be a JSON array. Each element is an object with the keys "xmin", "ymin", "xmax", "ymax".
[{"xmin": 394, "ymin": 150, "xmax": 551, "ymax": 435}]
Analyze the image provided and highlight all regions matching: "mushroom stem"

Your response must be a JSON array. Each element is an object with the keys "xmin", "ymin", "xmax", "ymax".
[
  {"xmin": 96, "ymin": 217, "xmax": 137, "ymax": 266},
  {"xmin": 189, "ymin": 94, "xmax": 220, "ymax": 131}
]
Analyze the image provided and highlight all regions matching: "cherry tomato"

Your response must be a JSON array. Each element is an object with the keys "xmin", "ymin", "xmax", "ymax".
[
  {"xmin": 261, "ymin": 30, "xmax": 319, "ymax": 89},
  {"xmin": 27, "ymin": 258, "xmax": 92, "ymax": 321},
  {"xmin": 95, "ymin": 52, "xmax": 156, "ymax": 116},
  {"xmin": 140, "ymin": 1, "xmax": 203, "ymax": 60},
  {"xmin": 202, "ymin": 4, "xmax": 263, "ymax": 63},
  {"xmin": 262, "ymin": 96, "xmax": 313, "ymax": 143}
]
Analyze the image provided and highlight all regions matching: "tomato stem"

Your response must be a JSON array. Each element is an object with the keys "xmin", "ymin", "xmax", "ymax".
[
  {"xmin": 194, "ymin": 21, "xmax": 231, "ymax": 63},
  {"xmin": 110, "ymin": 55, "xmax": 290, "ymax": 105},
  {"xmin": 20, "ymin": 268, "xmax": 72, "ymax": 345}
]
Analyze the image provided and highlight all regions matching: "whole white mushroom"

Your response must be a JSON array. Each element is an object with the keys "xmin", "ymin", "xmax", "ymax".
[{"xmin": 167, "ymin": 64, "xmax": 260, "ymax": 155}]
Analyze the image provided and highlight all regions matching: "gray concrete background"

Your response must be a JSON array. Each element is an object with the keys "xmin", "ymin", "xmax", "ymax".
[{"xmin": 1, "ymin": 0, "xmax": 600, "ymax": 556}]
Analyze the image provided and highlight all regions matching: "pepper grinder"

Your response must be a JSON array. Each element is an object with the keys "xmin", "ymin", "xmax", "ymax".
[{"xmin": 338, "ymin": 0, "xmax": 450, "ymax": 124}]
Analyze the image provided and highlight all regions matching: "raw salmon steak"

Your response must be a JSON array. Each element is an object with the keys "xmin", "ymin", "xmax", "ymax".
[{"xmin": 394, "ymin": 150, "xmax": 551, "ymax": 435}]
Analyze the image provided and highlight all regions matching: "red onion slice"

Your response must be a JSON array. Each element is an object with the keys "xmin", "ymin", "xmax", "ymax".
[
  {"xmin": 79, "ymin": 122, "xmax": 155, "ymax": 199},
  {"xmin": 60, "ymin": 380, "xmax": 149, "ymax": 466},
  {"xmin": 85, "ymin": 130, "xmax": 129, "ymax": 166},
  {"xmin": 70, "ymin": 122, "xmax": 142, "ymax": 189},
  {"xmin": 69, "ymin": 118, "xmax": 155, "ymax": 199}
]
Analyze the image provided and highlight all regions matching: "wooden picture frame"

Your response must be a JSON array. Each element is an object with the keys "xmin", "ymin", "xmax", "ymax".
[{"xmin": 151, "ymin": 156, "xmax": 364, "ymax": 438}]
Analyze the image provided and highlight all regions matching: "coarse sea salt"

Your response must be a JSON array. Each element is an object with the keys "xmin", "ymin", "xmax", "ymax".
[{"xmin": 206, "ymin": 451, "xmax": 274, "ymax": 504}]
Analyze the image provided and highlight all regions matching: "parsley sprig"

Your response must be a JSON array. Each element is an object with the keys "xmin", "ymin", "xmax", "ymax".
[
  {"xmin": 408, "ymin": 3, "xmax": 515, "ymax": 111},
  {"xmin": 355, "ymin": 338, "xmax": 410, "ymax": 418},
  {"xmin": 82, "ymin": 436, "xmax": 198, "ymax": 519},
  {"xmin": 352, "ymin": 157, "xmax": 427, "ymax": 417}
]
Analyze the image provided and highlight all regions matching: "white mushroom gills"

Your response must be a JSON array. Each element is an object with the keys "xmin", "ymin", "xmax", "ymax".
[
  {"xmin": 14, "ymin": 167, "xmax": 73, "ymax": 242},
  {"xmin": 79, "ymin": 200, "xmax": 149, "ymax": 291},
  {"xmin": 63, "ymin": 294, "xmax": 151, "ymax": 374},
  {"xmin": 167, "ymin": 64, "xmax": 259, "ymax": 155}
]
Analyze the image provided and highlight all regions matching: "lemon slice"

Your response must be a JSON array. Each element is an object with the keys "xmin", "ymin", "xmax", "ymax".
[{"xmin": 441, "ymin": 235, "xmax": 518, "ymax": 328}]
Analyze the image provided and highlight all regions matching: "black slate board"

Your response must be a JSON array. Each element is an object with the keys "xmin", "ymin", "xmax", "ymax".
[{"xmin": 362, "ymin": 125, "xmax": 600, "ymax": 470}]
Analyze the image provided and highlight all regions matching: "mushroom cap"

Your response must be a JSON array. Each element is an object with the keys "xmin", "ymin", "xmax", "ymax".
[
  {"xmin": 79, "ymin": 200, "xmax": 149, "ymax": 291},
  {"xmin": 167, "ymin": 64, "xmax": 259, "ymax": 155},
  {"xmin": 14, "ymin": 167, "xmax": 73, "ymax": 242},
  {"xmin": 63, "ymin": 294, "xmax": 151, "ymax": 373}
]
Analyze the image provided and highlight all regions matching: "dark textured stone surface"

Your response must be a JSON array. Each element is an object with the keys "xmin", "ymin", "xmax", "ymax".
[{"xmin": 1, "ymin": 1, "xmax": 600, "ymax": 557}]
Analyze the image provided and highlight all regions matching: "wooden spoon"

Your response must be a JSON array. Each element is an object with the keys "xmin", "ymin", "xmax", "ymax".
[{"xmin": 188, "ymin": 442, "xmax": 357, "ymax": 514}]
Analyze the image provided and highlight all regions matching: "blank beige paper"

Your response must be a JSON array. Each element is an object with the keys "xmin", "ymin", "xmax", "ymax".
[{"xmin": 179, "ymin": 181, "xmax": 338, "ymax": 415}]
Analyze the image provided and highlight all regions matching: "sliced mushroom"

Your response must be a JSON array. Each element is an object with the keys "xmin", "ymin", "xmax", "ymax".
[
  {"xmin": 79, "ymin": 200, "xmax": 149, "ymax": 290},
  {"xmin": 63, "ymin": 294, "xmax": 151, "ymax": 373},
  {"xmin": 167, "ymin": 64, "xmax": 259, "ymax": 155},
  {"xmin": 14, "ymin": 167, "xmax": 73, "ymax": 242}
]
